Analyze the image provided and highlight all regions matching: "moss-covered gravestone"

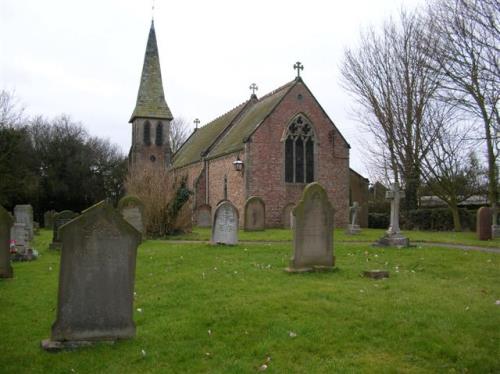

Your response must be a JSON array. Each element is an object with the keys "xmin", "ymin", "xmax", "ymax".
[
  {"xmin": 43, "ymin": 210, "xmax": 56, "ymax": 229},
  {"xmin": 0, "ymin": 205, "xmax": 14, "ymax": 278},
  {"xmin": 50, "ymin": 210, "xmax": 78, "ymax": 249},
  {"xmin": 41, "ymin": 201, "xmax": 141, "ymax": 351},
  {"xmin": 195, "ymin": 204, "xmax": 211, "ymax": 228},
  {"xmin": 286, "ymin": 182, "xmax": 335, "ymax": 272},
  {"xmin": 244, "ymin": 196, "xmax": 265, "ymax": 231},
  {"xmin": 212, "ymin": 201, "xmax": 238, "ymax": 245},
  {"xmin": 117, "ymin": 195, "xmax": 145, "ymax": 236}
]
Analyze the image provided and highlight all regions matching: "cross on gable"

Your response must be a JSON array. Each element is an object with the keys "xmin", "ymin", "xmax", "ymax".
[
  {"xmin": 249, "ymin": 83, "xmax": 258, "ymax": 96},
  {"xmin": 194, "ymin": 118, "xmax": 200, "ymax": 129},
  {"xmin": 294, "ymin": 61, "xmax": 304, "ymax": 78}
]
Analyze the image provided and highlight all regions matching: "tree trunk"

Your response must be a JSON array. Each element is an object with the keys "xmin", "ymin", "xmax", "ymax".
[{"xmin": 450, "ymin": 204, "xmax": 462, "ymax": 232}]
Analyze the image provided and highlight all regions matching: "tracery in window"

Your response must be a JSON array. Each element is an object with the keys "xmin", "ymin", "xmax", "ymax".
[{"xmin": 284, "ymin": 115, "xmax": 315, "ymax": 183}]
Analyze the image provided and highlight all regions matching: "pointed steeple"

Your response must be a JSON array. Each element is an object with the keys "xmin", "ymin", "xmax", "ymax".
[{"xmin": 129, "ymin": 21, "xmax": 173, "ymax": 123}]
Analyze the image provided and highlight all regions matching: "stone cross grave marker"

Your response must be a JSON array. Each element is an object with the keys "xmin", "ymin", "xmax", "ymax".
[
  {"xmin": 286, "ymin": 182, "xmax": 335, "ymax": 272},
  {"xmin": 117, "ymin": 195, "xmax": 145, "ymax": 236},
  {"xmin": 476, "ymin": 206, "xmax": 492, "ymax": 240},
  {"xmin": 195, "ymin": 204, "xmax": 211, "ymax": 228},
  {"xmin": 346, "ymin": 201, "xmax": 361, "ymax": 235},
  {"xmin": 50, "ymin": 210, "xmax": 78, "ymax": 249},
  {"xmin": 212, "ymin": 201, "xmax": 238, "ymax": 245},
  {"xmin": 0, "ymin": 205, "xmax": 14, "ymax": 278},
  {"xmin": 14, "ymin": 204, "xmax": 33, "ymax": 240},
  {"xmin": 41, "ymin": 201, "xmax": 141, "ymax": 351},
  {"xmin": 374, "ymin": 182, "xmax": 409, "ymax": 247},
  {"xmin": 244, "ymin": 196, "xmax": 265, "ymax": 231}
]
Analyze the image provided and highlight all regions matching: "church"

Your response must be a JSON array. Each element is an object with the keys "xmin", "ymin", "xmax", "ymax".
[{"xmin": 128, "ymin": 21, "xmax": 368, "ymax": 229}]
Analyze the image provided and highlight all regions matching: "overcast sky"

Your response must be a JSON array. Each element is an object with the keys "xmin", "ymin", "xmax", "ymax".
[{"xmin": 1, "ymin": 0, "xmax": 425, "ymax": 176}]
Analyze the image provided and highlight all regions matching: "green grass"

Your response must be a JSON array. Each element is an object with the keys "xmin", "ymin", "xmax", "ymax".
[
  {"xmin": 1, "ymin": 229, "xmax": 499, "ymax": 373},
  {"xmin": 168, "ymin": 227, "xmax": 500, "ymax": 248}
]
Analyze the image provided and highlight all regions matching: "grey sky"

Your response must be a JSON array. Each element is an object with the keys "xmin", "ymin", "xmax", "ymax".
[{"xmin": 1, "ymin": 0, "xmax": 424, "ymax": 175}]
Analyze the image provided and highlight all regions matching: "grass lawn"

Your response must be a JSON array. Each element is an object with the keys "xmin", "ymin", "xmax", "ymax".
[
  {"xmin": 169, "ymin": 227, "xmax": 500, "ymax": 249},
  {"xmin": 1, "ymin": 229, "xmax": 499, "ymax": 373}
]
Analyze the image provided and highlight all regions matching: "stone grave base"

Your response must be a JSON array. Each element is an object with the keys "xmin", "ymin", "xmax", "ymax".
[
  {"xmin": 345, "ymin": 224, "xmax": 361, "ymax": 235},
  {"xmin": 374, "ymin": 233, "xmax": 409, "ymax": 247},
  {"xmin": 41, "ymin": 339, "xmax": 115, "ymax": 352},
  {"xmin": 363, "ymin": 270, "xmax": 389, "ymax": 279},
  {"xmin": 11, "ymin": 249, "xmax": 38, "ymax": 262},
  {"xmin": 492, "ymin": 225, "xmax": 500, "ymax": 239},
  {"xmin": 285, "ymin": 263, "xmax": 336, "ymax": 273},
  {"xmin": 49, "ymin": 242, "xmax": 61, "ymax": 250}
]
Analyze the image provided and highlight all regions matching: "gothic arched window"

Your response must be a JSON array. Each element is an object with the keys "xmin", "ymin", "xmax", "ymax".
[
  {"xmin": 155, "ymin": 122, "xmax": 163, "ymax": 145},
  {"xmin": 143, "ymin": 121, "xmax": 151, "ymax": 145},
  {"xmin": 284, "ymin": 115, "xmax": 315, "ymax": 183}
]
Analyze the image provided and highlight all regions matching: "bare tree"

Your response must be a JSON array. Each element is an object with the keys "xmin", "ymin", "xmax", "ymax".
[
  {"xmin": 341, "ymin": 9, "xmax": 442, "ymax": 212},
  {"xmin": 170, "ymin": 117, "xmax": 191, "ymax": 153},
  {"xmin": 426, "ymin": 0, "xmax": 499, "ymax": 219},
  {"xmin": 0, "ymin": 89, "xmax": 25, "ymax": 128}
]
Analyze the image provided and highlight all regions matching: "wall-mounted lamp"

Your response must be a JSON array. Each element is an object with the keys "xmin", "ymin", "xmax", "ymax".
[{"xmin": 233, "ymin": 155, "xmax": 244, "ymax": 172}]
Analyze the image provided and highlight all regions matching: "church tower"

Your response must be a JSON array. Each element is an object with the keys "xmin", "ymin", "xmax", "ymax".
[{"xmin": 129, "ymin": 20, "xmax": 173, "ymax": 168}]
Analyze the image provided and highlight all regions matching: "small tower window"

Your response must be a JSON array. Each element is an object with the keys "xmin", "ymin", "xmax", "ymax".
[
  {"xmin": 284, "ymin": 115, "xmax": 315, "ymax": 183},
  {"xmin": 143, "ymin": 121, "xmax": 151, "ymax": 145},
  {"xmin": 155, "ymin": 122, "xmax": 163, "ymax": 145}
]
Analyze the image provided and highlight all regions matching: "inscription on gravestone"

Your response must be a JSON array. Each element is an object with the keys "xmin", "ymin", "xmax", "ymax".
[
  {"xmin": 212, "ymin": 201, "xmax": 238, "ymax": 245},
  {"xmin": 14, "ymin": 204, "xmax": 34, "ymax": 240}
]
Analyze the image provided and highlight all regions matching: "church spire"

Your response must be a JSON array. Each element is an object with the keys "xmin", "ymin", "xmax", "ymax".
[{"xmin": 129, "ymin": 20, "xmax": 173, "ymax": 123}]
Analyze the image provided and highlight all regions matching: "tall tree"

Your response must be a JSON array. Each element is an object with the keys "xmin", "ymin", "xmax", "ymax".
[
  {"xmin": 170, "ymin": 117, "xmax": 191, "ymax": 153},
  {"xmin": 341, "ymin": 9, "xmax": 442, "ymax": 212},
  {"xmin": 426, "ymin": 0, "xmax": 499, "ymax": 219}
]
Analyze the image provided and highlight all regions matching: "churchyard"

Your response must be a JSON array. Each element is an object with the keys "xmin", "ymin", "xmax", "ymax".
[{"xmin": 1, "ymin": 226, "xmax": 498, "ymax": 373}]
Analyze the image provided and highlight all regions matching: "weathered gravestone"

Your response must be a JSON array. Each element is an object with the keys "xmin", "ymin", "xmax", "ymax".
[
  {"xmin": 286, "ymin": 182, "xmax": 335, "ymax": 272},
  {"xmin": 44, "ymin": 210, "xmax": 56, "ymax": 229},
  {"xmin": 346, "ymin": 201, "xmax": 361, "ymax": 235},
  {"xmin": 283, "ymin": 203, "xmax": 295, "ymax": 229},
  {"xmin": 41, "ymin": 201, "xmax": 141, "ymax": 351},
  {"xmin": 0, "ymin": 205, "xmax": 14, "ymax": 278},
  {"xmin": 195, "ymin": 204, "xmax": 211, "ymax": 228},
  {"xmin": 117, "ymin": 195, "xmax": 145, "ymax": 236},
  {"xmin": 11, "ymin": 223, "xmax": 29, "ymax": 254},
  {"xmin": 492, "ymin": 208, "xmax": 500, "ymax": 239},
  {"xmin": 374, "ymin": 182, "xmax": 409, "ymax": 247},
  {"xmin": 476, "ymin": 207, "xmax": 492, "ymax": 240},
  {"xmin": 14, "ymin": 204, "xmax": 34, "ymax": 240},
  {"xmin": 211, "ymin": 201, "xmax": 238, "ymax": 245},
  {"xmin": 50, "ymin": 210, "xmax": 78, "ymax": 249},
  {"xmin": 244, "ymin": 196, "xmax": 265, "ymax": 231}
]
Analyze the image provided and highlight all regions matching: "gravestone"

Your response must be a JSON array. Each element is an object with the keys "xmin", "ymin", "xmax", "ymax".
[
  {"xmin": 195, "ymin": 204, "xmax": 211, "ymax": 228},
  {"xmin": 44, "ymin": 210, "xmax": 56, "ymax": 229},
  {"xmin": 375, "ymin": 182, "xmax": 409, "ymax": 247},
  {"xmin": 211, "ymin": 201, "xmax": 238, "ymax": 245},
  {"xmin": 0, "ymin": 205, "xmax": 14, "ymax": 278},
  {"xmin": 14, "ymin": 204, "xmax": 34, "ymax": 240},
  {"xmin": 286, "ymin": 182, "xmax": 335, "ymax": 272},
  {"xmin": 41, "ymin": 201, "xmax": 141, "ymax": 351},
  {"xmin": 11, "ymin": 223, "xmax": 29, "ymax": 254},
  {"xmin": 50, "ymin": 210, "xmax": 78, "ymax": 249},
  {"xmin": 244, "ymin": 196, "xmax": 265, "ymax": 231},
  {"xmin": 117, "ymin": 195, "xmax": 145, "ymax": 236},
  {"xmin": 346, "ymin": 201, "xmax": 361, "ymax": 235},
  {"xmin": 476, "ymin": 207, "xmax": 492, "ymax": 240},
  {"xmin": 283, "ymin": 203, "xmax": 295, "ymax": 229}
]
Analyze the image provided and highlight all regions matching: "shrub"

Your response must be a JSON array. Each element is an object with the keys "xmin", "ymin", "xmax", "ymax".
[
  {"xmin": 368, "ymin": 213, "xmax": 390, "ymax": 228},
  {"xmin": 405, "ymin": 208, "xmax": 476, "ymax": 231}
]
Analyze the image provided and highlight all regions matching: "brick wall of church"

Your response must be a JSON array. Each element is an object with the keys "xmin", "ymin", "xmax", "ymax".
[
  {"xmin": 246, "ymin": 81, "xmax": 350, "ymax": 228},
  {"xmin": 207, "ymin": 153, "xmax": 246, "ymax": 226},
  {"xmin": 170, "ymin": 161, "xmax": 204, "ymax": 212}
]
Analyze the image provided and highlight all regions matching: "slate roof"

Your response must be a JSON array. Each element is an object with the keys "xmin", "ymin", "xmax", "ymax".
[
  {"xmin": 130, "ymin": 21, "xmax": 173, "ymax": 123},
  {"xmin": 172, "ymin": 80, "xmax": 295, "ymax": 169}
]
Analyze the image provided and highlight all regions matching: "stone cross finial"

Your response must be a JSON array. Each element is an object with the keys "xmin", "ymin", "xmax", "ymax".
[
  {"xmin": 194, "ymin": 118, "xmax": 200, "ymax": 129},
  {"xmin": 294, "ymin": 61, "xmax": 304, "ymax": 78},
  {"xmin": 249, "ymin": 83, "xmax": 258, "ymax": 96},
  {"xmin": 350, "ymin": 201, "xmax": 360, "ymax": 226},
  {"xmin": 386, "ymin": 182, "xmax": 405, "ymax": 235}
]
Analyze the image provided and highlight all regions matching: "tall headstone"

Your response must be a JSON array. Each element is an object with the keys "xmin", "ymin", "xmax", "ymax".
[
  {"xmin": 50, "ymin": 210, "xmax": 78, "ymax": 249},
  {"xmin": 283, "ymin": 203, "xmax": 295, "ymax": 229},
  {"xmin": 211, "ymin": 201, "xmax": 238, "ymax": 245},
  {"xmin": 476, "ymin": 206, "xmax": 492, "ymax": 240},
  {"xmin": 244, "ymin": 196, "xmax": 265, "ymax": 231},
  {"xmin": 492, "ymin": 207, "xmax": 500, "ymax": 239},
  {"xmin": 41, "ymin": 201, "xmax": 141, "ymax": 351},
  {"xmin": 117, "ymin": 195, "xmax": 145, "ymax": 236},
  {"xmin": 195, "ymin": 204, "xmax": 211, "ymax": 228},
  {"xmin": 11, "ymin": 223, "xmax": 29, "ymax": 254},
  {"xmin": 44, "ymin": 210, "xmax": 56, "ymax": 229},
  {"xmin": 14, "ymin": 204, "xmax": 33, "ymax": 240},
  {"xmin": 286, "ymin": 182, "xmax": 335, "ymax": 272},
  {"xmin": 375, "ymin": 182, "xmax": 409, "ymax": 247},
  {"xmin": 0, "ymin": 205, "xmax": 14, "ymax": 278},
  {"xmin": 346, "ymin": 201, "xmax": 361, "ymax": 235}
]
